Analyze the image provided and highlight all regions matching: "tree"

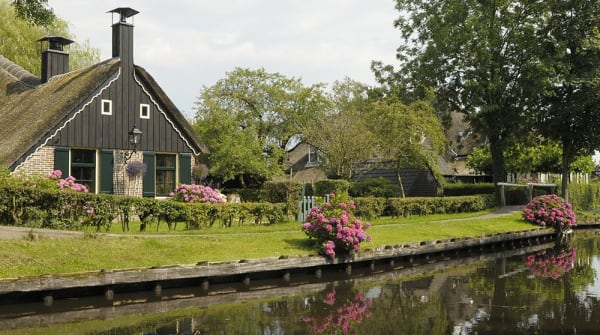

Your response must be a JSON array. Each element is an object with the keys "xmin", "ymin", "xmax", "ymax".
[
  {"xmin": 0, "ymin": 0, "xmax": 99, "ymax": 75},
  {"xmin": 10, "ymin": 0, "xmax": 54, "ymax": 26},
  {"xmin": 296, "ymin": 78, "xmax": 377, "ymax": 180},
  {"xmin": 366, "ymin": 92, "xmax": 446, "ymax": 197},
  {"xmin": 193, "ymin": 68, "xmax": 329, "ymax": 187},
  {"xmin": 534, "ymin": 0, "xmax": 600, "ymax": 200},
  {"xmin": 389, "ymin": 0, "xmax": 552, "ymax": 189}
]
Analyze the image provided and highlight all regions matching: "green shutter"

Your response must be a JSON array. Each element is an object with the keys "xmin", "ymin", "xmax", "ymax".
[
  {"xmin": 100, "ymin": 150, "xmax": 114, "ymax": 194},
  {"xmin": 179, "ymin": 153, "xmax": 192, "ymax": 185},
  {"xmin": 54, "ymin": 146, "xmax": 69, "ymax": 177},
  {"xmin": 143, "ymin": 152, "xmax": 156, "ymax": 197}
]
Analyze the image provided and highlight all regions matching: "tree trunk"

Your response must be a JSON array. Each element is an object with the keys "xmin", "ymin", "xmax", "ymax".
[
  {"xmin": 396, "ymin": 170, "xmax": 406, "ymax": 198},
  {"xmin": 490, "ymin": 138, "xmax": 506, "ymax": 205}
]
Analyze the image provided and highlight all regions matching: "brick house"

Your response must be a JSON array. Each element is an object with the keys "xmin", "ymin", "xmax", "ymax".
[{"xmin": 0, "ymin": 8, "xmax": 208, "ymax": 197}]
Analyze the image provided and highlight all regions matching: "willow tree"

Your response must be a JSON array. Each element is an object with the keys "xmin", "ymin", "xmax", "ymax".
[
  {"xmin": 390, "ymin": 0, "xmax": 552, "ymax": 187},
  {"xmin": 0, "ymin": 0, "xmax": 99, "ymax": 75},
  {"xmin": 366, "ymin": 95, "xmax": 446, "ymax": 198}
]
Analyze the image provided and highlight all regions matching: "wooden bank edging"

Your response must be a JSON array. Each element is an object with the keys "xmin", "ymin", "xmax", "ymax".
[{"xmin": 0, "ymin": 228, "xmax": 555, "ymax": 296}]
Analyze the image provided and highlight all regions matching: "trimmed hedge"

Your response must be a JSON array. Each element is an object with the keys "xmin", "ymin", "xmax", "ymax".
[
  {"xmin": 443, "ymin": 183, "xmax": 495, "ymax": 196},
  {"xmin": 0, "ymin": 185, "xmax": 286, "ymax": 231},
  {"xmin": 314, "ymin": 179, "xmax": 351, "ymax": 197},
  {"xmin": 352, "ymin": 195, "xmax": 495, "ymax": 219}
]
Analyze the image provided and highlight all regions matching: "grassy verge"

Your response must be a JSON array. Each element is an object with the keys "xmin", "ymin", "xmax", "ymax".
[{"xmin": 0, "ymin": 211, "xmax": 534, "ymax": 279}]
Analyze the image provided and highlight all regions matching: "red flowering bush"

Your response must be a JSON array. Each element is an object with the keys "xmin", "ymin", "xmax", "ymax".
[
  {"xmin": 522, "ymin": 194, "xmax": 576, "ymax": 232},
  {"xmin": 169, "ymin": 184, "xmax": 225, "ymax": 203},
  {"xmin": 525, "ymin": 246, "xmax": 576, "ymax": 280},
  {"xmin": 302, "ymin": 194, "xmax": 371, "ymax": 258},
  {"xmin": 303, "ymin": 288, "xmax": 373, "ymax": 334}
]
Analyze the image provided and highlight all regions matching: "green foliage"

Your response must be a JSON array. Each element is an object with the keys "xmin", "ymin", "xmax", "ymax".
[
  {"xmin": 314, "ymin": 179, "xmax": 351, "ymax": 197},
  {"xmin": 262, "ymin": 181, "xmax": 302, "ymax": 218},
  {"xmin": 350, "ymin": 177, "xmax": 400, "ymax": 198},
  {"xmin": 10, "ymin": 0, "xmax": 54, "ymax": 26},
  {"xmin": 567, "ymin": 183, "xmax": 600, "ymax": 211},
  {"xmin": 193, "ymin": 67, "xmax": 329, "ymax": 186},
  {"xmin": 0, "ymin": 0, "xmax": 99, "ymax": 75},
  {"xmin": 353, "ymin": 195, "xmax": 494, "ymax": 220},
  {"xmin": 443, "ymin": 183, "xmax": 495, "ymax": 196},
  {"xmin": 296, "ymin": 78, "xmax": 378, "ymax": 180},
  {"xmin": 366, "ymin": 94, "xmax": 446, "ymax": 197}
]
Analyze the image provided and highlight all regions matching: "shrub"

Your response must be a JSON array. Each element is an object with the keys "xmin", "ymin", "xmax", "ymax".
[
  {"xmin": 314, "ymin": 179, "xmax": 351, "ymax": 197},
  {"xmin": 170, "ymin": 184, "xmax": 225, "ymax": 203},
  {"xmin": 349, "ymin": 177, "xmax": 400, "ymax": 198},
  {"xmin": 443, "ymin": 183, "xmax": 495, "ymax": 196},
  {"xmin": 262, "ymin": 181, "xmax": 302, "ymax": 217},
  {"xmin": 522, "ymin": 194, "xmax": 576, "ymax": 232},
  {"xmin": 302, "ymin": 194, "xmax": 371, "ymax": 258}
]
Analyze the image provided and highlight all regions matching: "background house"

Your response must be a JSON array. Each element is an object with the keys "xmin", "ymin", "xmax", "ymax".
[{"xmin": 0, "ymin": 8, "xmax": 208, "ymax": 197}]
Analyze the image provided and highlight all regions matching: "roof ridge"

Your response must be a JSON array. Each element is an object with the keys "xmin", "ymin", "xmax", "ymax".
[{"xmin": 0, "ymin": 55, "xmax": 40, "ymax": 87}]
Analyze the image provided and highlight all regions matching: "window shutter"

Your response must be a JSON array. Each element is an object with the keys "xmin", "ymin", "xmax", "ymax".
[
  {"xmin": 179, "ymin": 153, "xmax": 192, "ymax": 185},
  {"xmin": 143, "ymin": 152, "xmax": 156, "ymax": 197},
  {"xmin": 54, "ymin": 146, "xmax": 69, "ymax": 177},
  {"xmin": 100, "ymin": 149, "xmax": 114, "ymax": 194}
]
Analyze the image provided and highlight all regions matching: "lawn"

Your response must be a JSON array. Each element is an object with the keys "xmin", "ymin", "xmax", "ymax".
[{"xmin": 0, "ymin": 211, "xmax": 535, "ymax": 279}]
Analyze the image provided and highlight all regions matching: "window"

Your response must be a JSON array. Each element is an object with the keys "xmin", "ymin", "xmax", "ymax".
[
  {"xmin": 101, "ymin": 99, "xmax": 112, "ymax": 115},
  {"xmin": 306, "ymin": 145, "xmax": 322, "ymax": 167},
  {"xmin": 71, "ymin": 149, "xmax": 96, "ymax": 192},
  {"xmin": 156, "ymin": 154, "xmax": 176, "ymax": 196},
  {"xmin": 140, "ymin": 103, "xmax": 150, "ymax": 119}
]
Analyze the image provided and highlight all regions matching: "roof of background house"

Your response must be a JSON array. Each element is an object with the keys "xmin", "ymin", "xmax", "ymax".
[{"xmin": 0, "ymin": 55, "xmax": 207, "ymax": 169}]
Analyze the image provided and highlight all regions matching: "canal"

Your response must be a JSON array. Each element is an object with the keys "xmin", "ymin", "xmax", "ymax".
[{"xmin": 2, "ymin": 231, "xmax": 600, "ymax": 334}]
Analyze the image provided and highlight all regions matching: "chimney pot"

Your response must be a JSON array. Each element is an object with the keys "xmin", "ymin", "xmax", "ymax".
[{"xmin": 38, "ymin": 36, "xmax": 74, "ymax": 83}]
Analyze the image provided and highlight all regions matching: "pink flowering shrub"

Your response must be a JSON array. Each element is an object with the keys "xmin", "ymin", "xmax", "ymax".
[
  {"xmin": 302, "ymin": 194, "xmax": 371, "ymax": 258},
  {"xmin": 46, "ymin": 170, "xmax": 89, "ymax": 193},
  {"xmin": 169, "ymin": 184, "xmax": 225, "ymax": 203},
  {"xmin": 522, "ymin": 194, "xmax": 576, "ymax": 232},
  {"xmin": 525, "ymin": 246, "xmax": 576, "ymax": 280},
  {"xmin": 302, "ymin": 288, "xmax": 373, "ymax": 334}
]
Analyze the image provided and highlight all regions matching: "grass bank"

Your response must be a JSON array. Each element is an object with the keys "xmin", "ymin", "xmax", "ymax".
[{"xmin": 0, "ymin": 211, "xmax": 534, "ymax": 279}]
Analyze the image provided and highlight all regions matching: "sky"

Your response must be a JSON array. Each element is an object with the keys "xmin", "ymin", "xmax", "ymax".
[{"xmin": 49, "ymin": 1, "xmax": 400, "ymax": 118}]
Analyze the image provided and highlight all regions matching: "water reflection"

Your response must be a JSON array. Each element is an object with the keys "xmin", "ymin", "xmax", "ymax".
[{"xmin": 5, "ymin": 232, "xmax": 600, "ymax": 334}]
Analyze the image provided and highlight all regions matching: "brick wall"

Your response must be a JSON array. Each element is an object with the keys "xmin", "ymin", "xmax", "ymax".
[{"xmin": 15, "ymin": 145, "xmax": 55, "ymax": 176}]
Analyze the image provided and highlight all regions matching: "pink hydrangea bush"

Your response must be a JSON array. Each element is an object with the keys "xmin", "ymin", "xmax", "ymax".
[
  {"xmin": 525, "ymin": 246, "xmax": 576, "ymax": 280},
  {"xmin": 522, "ymin": 194, "xmax": 576, "ymax": 232},
  {"xmin": 45, "ymin": 170, "xmax": 89, "ymax": 193},
  {"xmin": 169, "ymin": 184, "xmax": 225, "ymax": 203},
  {"xmin": 302, "ymin": 288, "xmax": 373, "ymax": 334},
  {"xmin": 302, "ymin": 194, "xmax": 371, "ymax": 258}
]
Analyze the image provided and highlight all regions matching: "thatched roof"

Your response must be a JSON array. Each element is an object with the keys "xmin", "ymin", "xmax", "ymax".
[{"xmin": 0, "ymin": 56, "xmax": 121, "ymax": 168}]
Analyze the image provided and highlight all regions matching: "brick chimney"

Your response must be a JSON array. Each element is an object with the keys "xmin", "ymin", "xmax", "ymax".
[
  {"xmin": 109, "ymin": 7, "xmax": 139, "ymax": 70},
  {"xmin": 38, "ymin": 36, "xmax": 73, "ymax": 83}
]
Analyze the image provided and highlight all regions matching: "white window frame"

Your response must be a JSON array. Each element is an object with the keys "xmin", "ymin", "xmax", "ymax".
[
  {"xmin": 101, "ymin": 99, "xmax": 112, "ymax": 115},
  {"xmin": 140, "ymin": 103, "xmax": 150, "ymax": 119}
]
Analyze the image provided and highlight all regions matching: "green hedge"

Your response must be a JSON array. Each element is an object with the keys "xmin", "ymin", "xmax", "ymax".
[
  {"xmin": 443, "ymin": 183, "xmax": 495, "ymax": 196},
  {"xmin": 0, "ymin": 185, "xmax": 286, "ymax": 231},
  {"xmin": 567, "ymin": 183, "xmax": 600, "ymax": 210},
  {"xmin": 352, "ymin": 195, "xmax": 495, "ymax": 219},
  {"xmin": 314, "ymin": 179, "xmax": 351, "ymax": 196}
]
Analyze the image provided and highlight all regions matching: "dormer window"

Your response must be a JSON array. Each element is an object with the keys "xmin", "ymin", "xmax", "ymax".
[
  {"xmin": 140, "ymin": 103, "xmax": 150, "ymax": 119},
  {"xmin": 101, "ymin": 99, "xmax": 112, "ymax": 115}
]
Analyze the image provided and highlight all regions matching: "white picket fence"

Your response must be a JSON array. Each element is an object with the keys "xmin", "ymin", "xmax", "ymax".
[{"xmin": 297, "ymin": 194, "xmax": 330, "ymax": 222}]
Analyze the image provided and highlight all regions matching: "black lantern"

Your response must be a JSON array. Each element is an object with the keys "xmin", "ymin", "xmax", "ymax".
[{"xmin": 123, "ymin": 125, "xmax": 142, "ymax": 162}]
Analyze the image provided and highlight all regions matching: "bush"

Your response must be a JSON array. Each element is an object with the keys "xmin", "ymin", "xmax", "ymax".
[
  {"xmin": 314, "ymin": 179, "xmax": 351, "ymax": 197},
  {"xmin": 522, "ymin": 194, "xmax": 576, "ymax": 232},
  {"xmin": 567, "ymin": 183, "xmax": 600, "ymax": 210},
  {"xmin": 170, "ymin": 184, "xmax": 225, "ymax": 203},
  {"xmin": 302, "ymin": 194, "xmax": 371, "ymax": 258},
  {"xmin": 262, "ymin": 181, "xmax": 303, "ymax": 218},
  {"xmin": 443, "ymin": 183, "xmax": 495, "ymax": 196},
  {"xmin": 349, "ymin": 177, "xmax": 400, "ymax": 198}
]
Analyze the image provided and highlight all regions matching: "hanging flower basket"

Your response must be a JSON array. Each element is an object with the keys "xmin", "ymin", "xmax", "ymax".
[{"xmin": 126, "ymin": 160, "xmax": 147, "ymax": 177}]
